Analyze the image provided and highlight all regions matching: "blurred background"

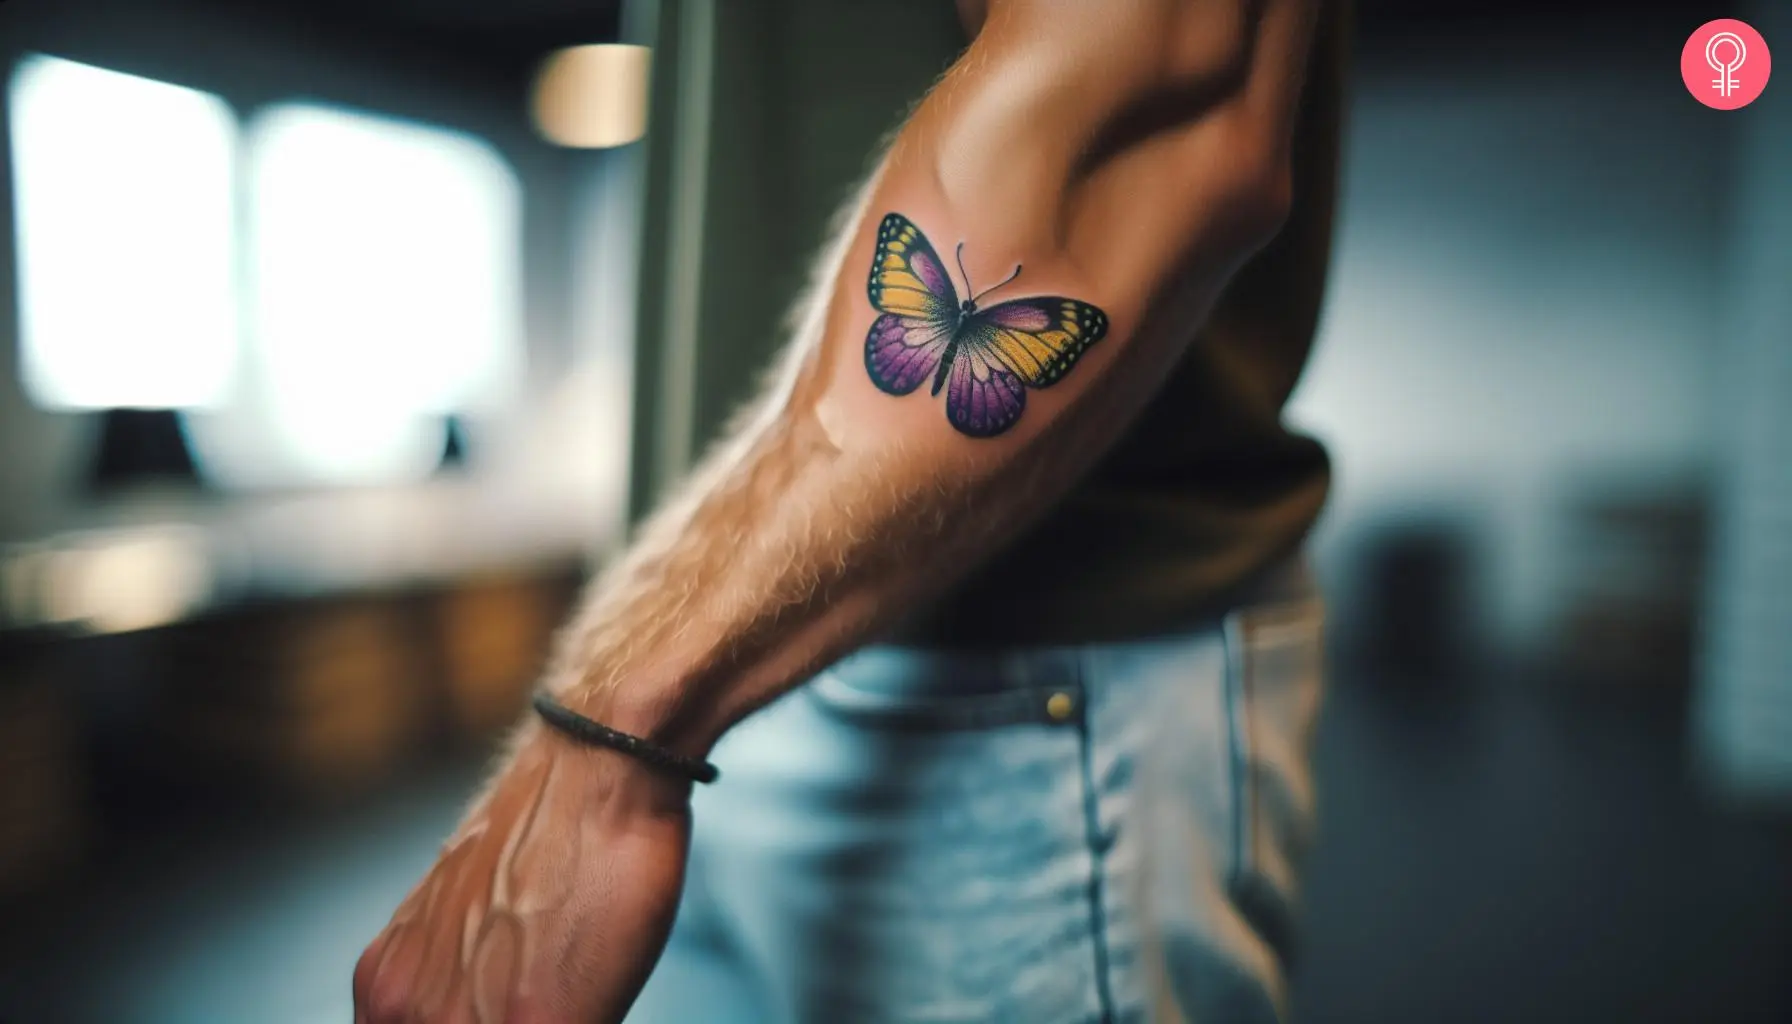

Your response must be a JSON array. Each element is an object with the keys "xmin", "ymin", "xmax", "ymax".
[{"xmin": 0, "ymin": 0, "xmax": 1787, "ymax": 1021}]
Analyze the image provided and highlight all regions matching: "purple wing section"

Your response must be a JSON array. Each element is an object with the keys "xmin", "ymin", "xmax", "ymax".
[
  {"xmin": 980, "ymin": 300, "xmax": 1053, "ymax": 331},
  {"xmin": 945, "ymin": 348, "xmax": 1026, "ymax": 438},
  {"xmin": 909, "ymin": 244, "xmax": 954, "ymax": 301},
  {"xmin": 865, "ymin": 313, "xmax": 950, "ymax": 396}
]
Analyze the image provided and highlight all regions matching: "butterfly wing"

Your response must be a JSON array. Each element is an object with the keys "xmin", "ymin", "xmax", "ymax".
[
  {"xmin": 867, "ymin": 213, "xmax": 958, "ymax": 320},
  {"xmin": 866, "ymin": 313, "xmax": 953, "ymax": 395},
  {"xmin": 940, "ymin": 296, "xmax": 1108, "ymax": 437},
  {"xmin": 942, "ymin": 340, "xmax": 1028, "ymax": 438},
  {"xmin": 864, "ymin": 213, "xmax": 960, "ymax": 395},
  {"xmin": 964, "ymin": 296, "xmax": 1109, "ymax": 389}
]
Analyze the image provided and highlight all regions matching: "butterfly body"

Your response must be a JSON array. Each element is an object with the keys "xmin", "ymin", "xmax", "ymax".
[
  {"xmin": 930, "ymin": 333, "xmax": 958, "ymax": 398},
  {"xmin": 926, "ymin": 299, "xmax": 985, "ymax": 398},
  {"xmin": 864, "ymin": 213, "xmax": 1109, "ymax": 438}
]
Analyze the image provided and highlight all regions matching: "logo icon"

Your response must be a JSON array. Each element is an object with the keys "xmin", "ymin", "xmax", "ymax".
[{"xmin": 1683, "ymin": 19, "xmax": 1771, "ymax": 109}]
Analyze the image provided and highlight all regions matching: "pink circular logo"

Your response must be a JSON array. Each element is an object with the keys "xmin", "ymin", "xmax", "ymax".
[{"xmin": 1683, "ymin": 19, "xmax": 1771, "ymax": 109}]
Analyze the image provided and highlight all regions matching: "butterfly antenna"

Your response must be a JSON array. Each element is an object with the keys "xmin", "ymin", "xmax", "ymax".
[
  {"xmin": 970, "ymin": 263, "xmax": 1024, "ymax": 304},
  {"xmin": 955, "ymin": 242, "xmax": 974, "ymax": 297}
]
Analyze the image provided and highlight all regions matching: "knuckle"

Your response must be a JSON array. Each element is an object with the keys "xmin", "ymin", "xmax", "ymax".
[
  {"xmin": 351, "ymin": 943, "xmax": 382, "ymax": 1001},
  {"xmin": 364, "ymin": 973, "xmax": 415, "ymax": 1021}
]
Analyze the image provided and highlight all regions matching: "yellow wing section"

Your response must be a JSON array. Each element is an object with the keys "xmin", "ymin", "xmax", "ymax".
[
  {"xmin": 867, "ymin": 213, "xmax": 956, "ymax": 321},
  {"xmin": 967, "ymin": 298, "xmax": 1109, "ymax": 388}
]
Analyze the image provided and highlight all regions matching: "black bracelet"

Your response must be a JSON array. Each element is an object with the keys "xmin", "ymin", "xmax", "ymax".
[{"xmin": 530, "ymin": 692, "xmax": 720, "ymax": 785}]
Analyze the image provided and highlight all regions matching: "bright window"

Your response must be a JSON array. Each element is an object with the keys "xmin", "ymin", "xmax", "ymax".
[
  {"xmin": 242, "ymin": 103, "xmax": 524, "ymax": 484},
  {"xmin": 9, "ymin": 60, "xmax": 527, "ymax": 488},
  {"xmin": 8, "ymin": 54, "xmax": 238, "ymax": 410}
]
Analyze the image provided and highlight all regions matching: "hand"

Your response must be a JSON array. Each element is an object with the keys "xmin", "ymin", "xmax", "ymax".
[{"xmin": 354, "ymin": 725, "xmax": 692, "ymax": 1023}]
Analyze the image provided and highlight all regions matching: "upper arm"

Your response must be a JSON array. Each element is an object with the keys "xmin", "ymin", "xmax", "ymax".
[{"xmin": 807, "ymin": 0, "xmax": 1323, "ymax": 458}]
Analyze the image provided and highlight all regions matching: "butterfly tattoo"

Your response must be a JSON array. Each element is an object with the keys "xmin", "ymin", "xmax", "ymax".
[{"xmin": 864, "ymin": 212, "xmax": 1109, "ymax": 438}]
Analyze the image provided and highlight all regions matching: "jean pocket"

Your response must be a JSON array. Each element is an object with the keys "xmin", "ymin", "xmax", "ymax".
[{"xmin": 806, "ymin": 646, "xmax": 1085, "ymax": 732}]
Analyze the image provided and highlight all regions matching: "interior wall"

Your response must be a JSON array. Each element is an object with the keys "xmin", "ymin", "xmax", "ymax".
[
  {"xmin": 1288, "ymin": 43, "xmax": 1730, "ymax": 657},
  {"xmin": 1696, "ymin": 0, "xmax": 1792, "ymax": 799}
]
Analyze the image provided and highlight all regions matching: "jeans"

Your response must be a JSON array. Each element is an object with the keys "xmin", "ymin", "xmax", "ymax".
[{"xmin": 628, "ymin": 562, "xmax": 1324, "ymax": 1023}]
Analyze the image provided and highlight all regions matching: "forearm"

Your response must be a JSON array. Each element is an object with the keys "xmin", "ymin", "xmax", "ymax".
[
  {"xmin": 547, "ymin": 269, "xmax": 1131, "ymax": 757},
  {"xmin": 547, "ymin": 0, "xmax": 1318, "ymax": 758},
  {"xmin": 539, "ymin": 174, "xmax": 921, "ymax": 755}
]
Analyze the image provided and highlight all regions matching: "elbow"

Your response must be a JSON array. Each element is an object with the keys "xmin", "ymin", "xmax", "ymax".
[
  {"xmin": 1237, "ymin": 161, "xmax": 1295, "ymax": 259},
  {"xmin": 1154, "ymin": 103, "xmax": 1297, "ymax": 274},
  {"xmin": 1058, "ymin": 106, "xmax": 1297, "ymax": 310},
  {"xmin": 1209, "ymin": 111, "xmax": 1296, "ymax": 258}
]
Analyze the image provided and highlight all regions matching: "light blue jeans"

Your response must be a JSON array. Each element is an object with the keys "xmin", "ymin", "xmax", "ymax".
[{"xmin": 628, "ymin": 563, "xmax": 1324, "ymax": 1023}]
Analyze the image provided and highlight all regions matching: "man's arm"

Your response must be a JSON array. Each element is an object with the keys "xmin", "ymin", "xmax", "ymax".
[
  {"xmin": 556, "ymin": 0, "xmax": 1316, "ymax": 754},
  {"xmin": 356, "ymin": 1, "xmax": 1318, "ymax": 1020}
]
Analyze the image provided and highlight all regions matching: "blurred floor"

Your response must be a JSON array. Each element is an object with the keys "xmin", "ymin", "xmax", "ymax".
[
  {"xmin": 1295, "ymin": 671, "xmax": 1792, "ymax": 1024},
  {"xmin": 3, "ymin": 667, "xmax": 1790, "ymax": 1024},
  {"xmin": 0, "ymin": 757, "xmax": 489, "ymax": 1024}
]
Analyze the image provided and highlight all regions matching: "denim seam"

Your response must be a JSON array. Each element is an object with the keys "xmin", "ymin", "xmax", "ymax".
[
  {"xmin": 1222, "ymin": 612, "xmax": 1254, "ymax": 892},
  {"xmin": 1072, "ymin": 650, "xmax": 1118, "ymax": 1024}
]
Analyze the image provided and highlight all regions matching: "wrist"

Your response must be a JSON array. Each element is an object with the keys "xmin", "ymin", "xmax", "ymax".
[
  {"xmin": 516, "ymin": 714, "xmax": 701, "ymax": 813},
  {"xmin": 549, "ymin": 677, "xmax": 722, "ymax": 764}
]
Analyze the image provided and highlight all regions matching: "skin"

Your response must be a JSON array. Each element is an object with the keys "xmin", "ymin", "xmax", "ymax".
[{"xmin": 354, "ymin": 1, "xmax": 1320, "ymax": 1020}]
